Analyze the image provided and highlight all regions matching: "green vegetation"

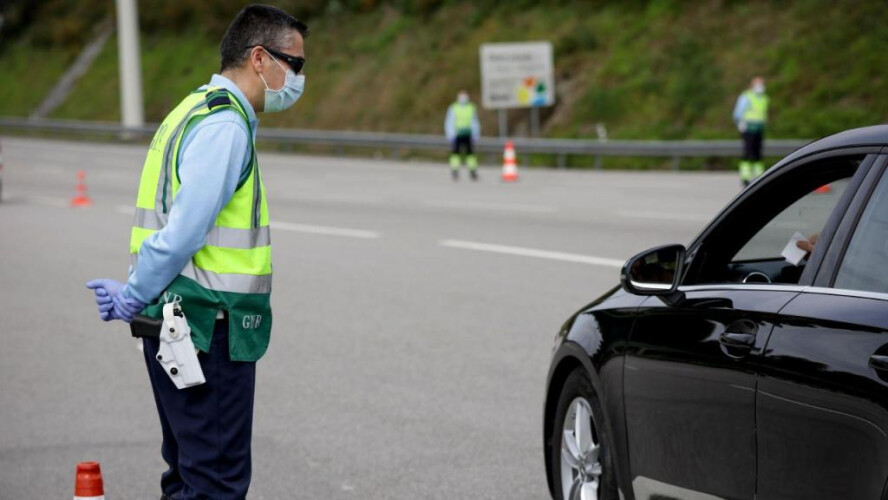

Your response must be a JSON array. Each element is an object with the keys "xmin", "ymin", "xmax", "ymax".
[{"xmin": 1, "ymin": 0, "xmax": 886, "ymax": 143}]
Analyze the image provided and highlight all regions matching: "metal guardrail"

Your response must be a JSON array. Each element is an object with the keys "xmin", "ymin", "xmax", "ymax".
[{"xmin": 0, "ymin": 117, "xmax": 812, "ymax": 169}]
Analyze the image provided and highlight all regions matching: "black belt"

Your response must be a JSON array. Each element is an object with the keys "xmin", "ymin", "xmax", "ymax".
[{"xmin": 130, "ymin": 312, "xmax": 227, "ymax": 339}]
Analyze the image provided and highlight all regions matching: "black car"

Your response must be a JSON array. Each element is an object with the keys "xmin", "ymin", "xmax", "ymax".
[{"xmin": 544, "ymin": 125, "xmax": 888, "ymax": 500}]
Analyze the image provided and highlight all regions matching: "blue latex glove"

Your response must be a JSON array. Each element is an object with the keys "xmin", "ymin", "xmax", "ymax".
[
  {"xmin": 86, "ymin": 279, "xmax": 146, "ymax": 323},
  {"xmin": 86, "ymin": 279, "xmax": 123, "ymax": 321},
  {"xmin": 111, "ymin": 291, "xmax": 146, "ymax": 323}
]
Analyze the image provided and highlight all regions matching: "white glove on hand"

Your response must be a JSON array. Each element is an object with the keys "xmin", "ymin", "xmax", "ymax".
[{"xmin": 737, "ymin": 121, "xmax": 748, "ymax": 133}]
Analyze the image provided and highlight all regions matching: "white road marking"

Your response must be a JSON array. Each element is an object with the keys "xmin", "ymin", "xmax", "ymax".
[
  {"xmin": 271, "ymin": 221, "xmax": 380, "ymax": 239},
  {"xmin": 440, "ymin": 239, "xmax": 623, "ymax": 268},
  {"xmin": 291, "ymin": 193, "xmax": 383, "ymax": 205},
  {"xmin": 426, "ymin": 200, "xmax": 557, "ymax": 214},
  {"xmin": 109, "ymin": 206, "xmax": 380, "ymax": 239},
  {"xmin": 618, "ymin": 210, "xmax": 710, "ymax": 222}
]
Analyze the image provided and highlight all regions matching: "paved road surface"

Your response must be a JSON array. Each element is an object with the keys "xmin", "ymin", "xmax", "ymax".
[{"xmin": 0, "ymin": 137, "xmax": 740, "ymax": 498}]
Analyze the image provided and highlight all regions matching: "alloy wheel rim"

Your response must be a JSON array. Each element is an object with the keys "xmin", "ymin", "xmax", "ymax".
[{"xmin": 560, "ymin": 397, "xmax": 601, "ymax": 500}]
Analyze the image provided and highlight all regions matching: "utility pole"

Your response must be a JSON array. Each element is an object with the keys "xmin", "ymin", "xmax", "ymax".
[{"xmin": 115, "ymin": 0, "xmax": 144, "ymax": 128}]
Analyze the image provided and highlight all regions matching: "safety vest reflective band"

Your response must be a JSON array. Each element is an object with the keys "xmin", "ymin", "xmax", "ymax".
[
  {"xmin": 129, "ymin": 86, "xmax": 272, "ymax": 361},
  {"xmin": 742, "ymin": 90, "xmax": 769, "ymax": 124},
  {"xmin": 452, "ymin": 102, "xmax": 476, "ymax": 133}
]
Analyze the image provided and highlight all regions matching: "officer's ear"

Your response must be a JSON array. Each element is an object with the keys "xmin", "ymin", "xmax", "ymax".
[{"xmin": 248, "ymin": 46, "xmax": 266, "ymax": 74}]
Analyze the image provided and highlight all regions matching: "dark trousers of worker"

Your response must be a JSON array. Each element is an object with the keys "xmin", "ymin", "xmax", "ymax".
[
  {"xmin": 739, "ymin": 129, "xmax": 765, "ymax": 184},
  {"xmin": 452, "ymin": 134, "xmax": 474, "ymax": 156},
  {"xmin": 742, "ymin": 130, "xmax": 763, "ymax": 162},
  {"xmin": 450, "ymin": 134, "xmax": 478, "ymax": 172},
  {"xmin": 143, "ymin": 318, "xmax": 256, "ymax": 500}
]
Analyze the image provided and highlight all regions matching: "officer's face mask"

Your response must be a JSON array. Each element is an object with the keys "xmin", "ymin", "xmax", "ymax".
[
  {"xmin": 458, "ymin": 94, "xmax": 469, "ymax": 104},
  {"xmin": 258, "ymin": 49, "xmax": 305, "ymax": 113},
  {"xmin": 753, "ymin": 83, "xmax": 765, "ymax": 94}
]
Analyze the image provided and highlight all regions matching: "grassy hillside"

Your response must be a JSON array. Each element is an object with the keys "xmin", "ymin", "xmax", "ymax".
[{"xmin": 1, "ymin": 1, "xmax": 886, "ymax": 142}]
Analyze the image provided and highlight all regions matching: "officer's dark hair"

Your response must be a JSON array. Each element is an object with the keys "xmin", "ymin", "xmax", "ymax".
[{"xmin": 219, "ymin": 4, "xmax": 309, "ymax": 72}]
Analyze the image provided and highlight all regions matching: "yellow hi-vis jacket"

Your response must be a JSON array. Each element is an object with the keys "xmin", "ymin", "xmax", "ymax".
[{"xmin": 129, "ymin": 86, "xmax": 272, "ymax": 361}]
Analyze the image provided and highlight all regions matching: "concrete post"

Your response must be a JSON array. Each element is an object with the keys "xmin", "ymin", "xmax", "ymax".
[{"xmin": 115, "ymin": 0, "xmax": 144, "ymax": 128}]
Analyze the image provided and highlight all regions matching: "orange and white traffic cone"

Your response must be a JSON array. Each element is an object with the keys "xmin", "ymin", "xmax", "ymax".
[
  {"xmin": 71, "ymin": 170, "xmax": 92, "ymax": 207},
  {"xmin": 501, "ymin": 140, "xmax": 519, "ymax": 182},
  {"xmin": 74, "ymin": 462, "xmax": 105, "ymax": 500}
]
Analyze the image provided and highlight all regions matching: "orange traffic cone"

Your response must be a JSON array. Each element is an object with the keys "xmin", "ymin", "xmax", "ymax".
[
  {"xmin": 501, "ymin": 141, "xmax": 518, "ymax": 182},
  {"xmin": 814, "ymin": 184, "xmax": 831, "ymax": 194},
  {"xmin": 71, "ymin": 170, "xmax": 92, "ymax": 207},
  {"xmin": 74, "ymin": 462, "xmax": 105, "ymax": 500}
]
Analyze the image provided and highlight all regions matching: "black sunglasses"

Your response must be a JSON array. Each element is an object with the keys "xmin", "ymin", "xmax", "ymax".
[{"xmin": 248, "ymin": 45, "xmax": 305, "ymax": 74}]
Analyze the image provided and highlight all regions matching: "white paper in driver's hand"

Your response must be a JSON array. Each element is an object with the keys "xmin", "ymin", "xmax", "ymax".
[{"xmin": 782, "ymin": 232, "xmax": 809, "ymax": 266}]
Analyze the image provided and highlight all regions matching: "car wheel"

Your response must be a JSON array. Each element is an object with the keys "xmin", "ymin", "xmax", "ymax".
[{"xmin": 551, "ymin": 369, "xmax": 618, "ymax": 500}]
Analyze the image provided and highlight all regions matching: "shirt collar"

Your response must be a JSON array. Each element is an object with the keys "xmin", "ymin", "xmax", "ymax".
[{"xmin": 209, "ymin": 74, "xmax": 258, "ymax": 130}]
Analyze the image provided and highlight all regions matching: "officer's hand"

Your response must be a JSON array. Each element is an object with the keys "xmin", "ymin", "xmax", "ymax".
[
  {"xmin": 87, "ymin": 279, "xmax": 145, "ymax": 322},
  {"xmin": 87, "ymin": 279, "xmax": 124, "ymax": 321},
  {"xmin": 111, "ymin": 293, "xmax": 146, "ymax": 323},
  {"xmin": 737, "ymin": 121, "xmax": 748, "ymax": 133}
]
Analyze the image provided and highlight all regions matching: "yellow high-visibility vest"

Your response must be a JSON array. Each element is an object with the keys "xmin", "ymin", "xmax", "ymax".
[
  {"xmin": 129, "ymin": 86, "xmax": 272, "ymax": 361},
  {"xmin": 742, "ymin": 90, "xmax": 769, "ymax": 124},
  {"xmin": 451, "ymin": 102, "xmax": 477, "ymax": 134}
]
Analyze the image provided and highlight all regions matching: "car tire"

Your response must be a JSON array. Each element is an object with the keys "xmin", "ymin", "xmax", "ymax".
[{"xmin": 551, "ymin": 369, "xmax": 618, "ymax": 500}]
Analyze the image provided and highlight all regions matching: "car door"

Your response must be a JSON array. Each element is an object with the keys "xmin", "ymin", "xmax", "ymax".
[
  {"xmin": 757, "ymin": 154, "xmax": 888, "ymax": 500},
  {"xmin": 624, "ymin": 152, "xmax": 873, "ymax": 500}
]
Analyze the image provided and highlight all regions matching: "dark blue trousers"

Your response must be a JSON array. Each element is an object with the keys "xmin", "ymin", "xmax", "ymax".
[{"xmin": 143, "ymin": 319, "xmax": 256, "ymax": 500}]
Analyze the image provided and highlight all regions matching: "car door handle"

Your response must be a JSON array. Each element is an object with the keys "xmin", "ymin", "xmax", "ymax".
[
  {"xmin": 718, "ymin": 332, "xmax": 756, "ymax": 349},
  {"xmin": 688, "ymin": 297, "xmax": 734, "ymax": 309},
  {"xmin": 869, "ymin": 355, "xmax": 888, "ymax": 371}
]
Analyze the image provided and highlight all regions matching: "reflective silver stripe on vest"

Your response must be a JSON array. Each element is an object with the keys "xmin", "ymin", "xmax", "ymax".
[
  {"xmin": 156, "ymin": 101, "xmax": 210, "ymax": 214},
  {"xmin": 205, "ymin": 224, "xmax": 270, "ymax": 248},
  {"xmin": 181, "ymin": 261, "xmax": 272, "ymax": 294},
  {"xmin": 133, "ymin": 207, "xmax": 167, "ymax": 230},
  {"xmin": 252, "ymin": 161, "xmax": 261, "ymax": 228},
  {"xmin": 130, "ymin": 254, "xmax": 272, "ymax": 294},
  {"xmin": 133, "ymin": 208, "xmax": 270, "ymax": 249}
]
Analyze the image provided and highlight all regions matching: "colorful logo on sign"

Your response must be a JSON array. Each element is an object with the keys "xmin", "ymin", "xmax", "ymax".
[{"xmin": 516, "ymin": 77, "xmax": 548, "ymax": 106}]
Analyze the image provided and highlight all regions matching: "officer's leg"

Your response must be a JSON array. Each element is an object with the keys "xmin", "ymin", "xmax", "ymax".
[
  {"xmin": 739, "ymin": 132, "xmax": 753, "ymax": 186},
  {"xmin": 457, "ymin": 135, "xmax": 470, "ymax": 165},
  {"xmin": 143, "ymin": 336, "xmax": 185, "ymax": 498},
  {"xmin": 449, "ymin": 138, "xmax": 461, "ymax": 180},
  {"xmin": 153, "ymin": 319, "xmax": 256, "ymax": 500},
  {"xmin": 466, "ymin": 138, "xmax": 478, "ymax": 180},
  {"xmin": 752, "ymin": 131, "xmax": 765, "ymax": 178}
]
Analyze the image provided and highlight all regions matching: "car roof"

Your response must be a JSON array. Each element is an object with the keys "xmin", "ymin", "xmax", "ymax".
[{"xmin": 775, "ymin": 125, "xmax": 888, "ymax": 169}]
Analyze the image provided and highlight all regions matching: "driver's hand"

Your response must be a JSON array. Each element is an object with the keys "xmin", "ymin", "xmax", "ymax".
[{"xmin": 796, "ymin": 233, "xmax": 819, "ymax": 253}]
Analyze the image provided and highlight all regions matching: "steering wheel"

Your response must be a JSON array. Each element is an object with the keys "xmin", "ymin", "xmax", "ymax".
[{"xmin": 742, "ymin": 271, "xmax": 773, "ymax": 284}]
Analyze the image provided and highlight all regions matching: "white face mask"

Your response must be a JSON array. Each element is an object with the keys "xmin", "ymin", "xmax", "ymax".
[
  {"xmin": 258, "ymin": 50, "xmax": 305, "ymax": 113},
  {"xmin": 753, "ymin": 83, "xmax": 765, "ymax": 94},
  {"xmin": 458, "ymin": 94, "xmax": 469, "ymax": 104}
]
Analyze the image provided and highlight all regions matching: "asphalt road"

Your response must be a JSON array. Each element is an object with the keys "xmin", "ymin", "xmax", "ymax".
[{"xmin": 0, "ymin": 137, "xmax": 740, "ymax": 499}]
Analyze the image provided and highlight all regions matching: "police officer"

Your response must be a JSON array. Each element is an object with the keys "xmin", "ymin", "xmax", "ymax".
[
  {"xmin": 733, "ymin": 76, "xmax": 769, "ymax": 186},
  {"xmin": 85, "ymin": 5, "xmax": 307, "ymax": 498},
  {"xmin": 444, "ymin": 90, "xmax": 481, "ymax": 181}
]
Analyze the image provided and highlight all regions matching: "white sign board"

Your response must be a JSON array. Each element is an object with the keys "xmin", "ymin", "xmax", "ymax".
[{"xmin": 480, "ymin": 42, "xmax": 554, "ymax": 109}]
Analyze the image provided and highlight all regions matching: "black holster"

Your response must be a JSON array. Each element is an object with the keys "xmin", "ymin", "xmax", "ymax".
[{"xmin": 130, "ymin": 314, "xmax": 162, "ymax": 339}]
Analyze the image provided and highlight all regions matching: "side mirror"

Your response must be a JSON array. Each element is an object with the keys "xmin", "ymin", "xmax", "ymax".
[{"xmin": 621, "ymin": 244, "xmax": 686, "ymax": 305}]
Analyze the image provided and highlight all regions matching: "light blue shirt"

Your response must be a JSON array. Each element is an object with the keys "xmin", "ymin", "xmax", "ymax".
[
  {"xmin": 733, "ymin": 92, "xmax": 750, "ymax": 123},
  {"xmin": 123, "ymin": 74, "xmax": 258, "ymax": 304}
]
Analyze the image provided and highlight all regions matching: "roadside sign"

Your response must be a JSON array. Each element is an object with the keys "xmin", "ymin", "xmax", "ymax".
[{"xmin": 480, "ymin": 42, "xmax": 554, "ymax": 110}]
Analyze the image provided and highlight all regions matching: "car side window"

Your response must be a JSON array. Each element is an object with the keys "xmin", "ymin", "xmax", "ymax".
[
  {"xmin": 733, "ymin": 178, "xmax": 851, "ymax": 262},
  {"xmin": 684, "ymin": 155, "xmax": 865, "ymax": 286},
  {"xmin": 834, "ymin": 168, "xmax": 888, "ymax": 294}
]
